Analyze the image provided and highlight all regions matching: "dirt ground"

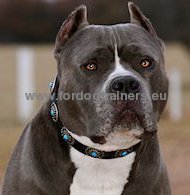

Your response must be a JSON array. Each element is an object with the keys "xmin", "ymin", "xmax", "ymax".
[
  {"xmin": 159, "ymin": 119, "xmax": 190, "ymax": 195},
  {"xmin": 163, "ymin": 143, "xmax": 190, "ymax": 195}
]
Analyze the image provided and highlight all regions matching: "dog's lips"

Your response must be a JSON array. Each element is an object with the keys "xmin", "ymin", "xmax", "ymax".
[{"xmin": 112, "ymin": 108, "xmax": 143, "ymax": 130}]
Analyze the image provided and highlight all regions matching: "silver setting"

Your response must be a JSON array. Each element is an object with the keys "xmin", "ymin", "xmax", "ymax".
[
  {"xmin": 60, "ymin": 127, "xmax": 75, "ymax": 145},
  {"xmin": 85, "ymin": 147, "xmax": 103, "ymax": 159},
  {"xmin": 50, "ymin": 102, "xmax": 59, "ymax": 122},
  {"xmin": 49, "ymin": 77, "xmax": 56, "ymax": 94}
]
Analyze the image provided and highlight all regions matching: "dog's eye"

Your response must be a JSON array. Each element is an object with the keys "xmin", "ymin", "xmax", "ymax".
[
  {"xmin": 84, "ymin": 63, "xmax": 97, "ymax": 71},
  {"xmin": 140, "ymin": 58, "xmax": 152, "ymax": 68}
]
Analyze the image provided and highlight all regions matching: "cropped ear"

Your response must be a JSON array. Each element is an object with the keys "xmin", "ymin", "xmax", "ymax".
[
  {"xmin": 128, "ymin": 2, "xmax": 157, "ymax": 37},
  {"xmin": 54, "ymin": 5, "xmax": 88, "ymax": 60}
]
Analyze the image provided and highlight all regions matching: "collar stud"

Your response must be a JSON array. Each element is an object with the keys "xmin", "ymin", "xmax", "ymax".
[{"xmin": 50, "ymin": 102, "xmax": 59, "ymax": 123}]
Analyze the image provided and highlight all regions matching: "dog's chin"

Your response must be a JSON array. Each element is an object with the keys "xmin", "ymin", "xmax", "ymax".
[
  {"xmin": 113, "ymin": 110, "xmax": 142, "ymax": 130},
  {"xmin": 106, "ymin": 128, "xmax": 143, "ymax": 148},
  {"xmin": 108, "ymin": 109, "xmax": 143, "ymax": 132},
  {"xmin": 90, "ymin": 114, "xmax": 144, "ymax": 148},
  {"xmin": 90, "ymin": 127, "xmax": 143, "ymax": 150}
]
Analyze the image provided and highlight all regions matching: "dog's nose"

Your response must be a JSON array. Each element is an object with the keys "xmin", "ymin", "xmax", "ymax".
[{"xmin": 110, "ymin": 76, "xmax": 141, "ymax": 94}]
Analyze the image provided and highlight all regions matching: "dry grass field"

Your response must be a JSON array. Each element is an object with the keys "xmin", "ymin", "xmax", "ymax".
[{"xmin": 0, "ymin": 44, "xmax": 190, "ymax": 194}]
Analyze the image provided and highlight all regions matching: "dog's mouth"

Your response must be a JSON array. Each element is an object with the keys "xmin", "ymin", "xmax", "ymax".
[{"xmin": 90, "ymin": 104, "xmax": 157, "ymax": 145}]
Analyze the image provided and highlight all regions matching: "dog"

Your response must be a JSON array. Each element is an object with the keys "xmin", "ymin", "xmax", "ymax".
[{"xmin": 2, "ymin": 2, "xmax": 171, "ymax": 195}]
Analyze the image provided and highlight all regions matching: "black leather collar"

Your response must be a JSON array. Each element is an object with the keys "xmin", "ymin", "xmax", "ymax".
[{"xmin": 49, "ymin": 76, "xmax": 141, "ymax": 159}]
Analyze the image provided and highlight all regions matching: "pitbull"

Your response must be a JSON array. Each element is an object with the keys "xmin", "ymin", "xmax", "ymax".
[{"xmin": 3, "ymin": 2, "xmax": 171, "ymax": 195}]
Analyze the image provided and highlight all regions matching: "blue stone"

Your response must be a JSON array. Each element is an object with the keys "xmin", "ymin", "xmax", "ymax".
[
  {"xmin": 63, "ymin": 134, "xmax": 69, "ymax": 141},
  {"xmin": 121, "ymin": 151, "xmax": 128, "ymax": 156},
  {"xmin": 50, "ymin": 110, "xmax": 54, "ymax": 116},
  {"xmin": 90, "ymin": 151, "xmax": 98, "ymax": 157}
]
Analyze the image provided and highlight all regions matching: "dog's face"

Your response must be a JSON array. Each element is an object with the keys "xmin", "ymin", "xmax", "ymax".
[{"xmin": 55, "ymin": 3, "xmax": 168, "ymax": 144}]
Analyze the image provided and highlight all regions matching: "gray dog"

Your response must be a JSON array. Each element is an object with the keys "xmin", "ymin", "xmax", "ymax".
[{"xmin": 3, "ymin": 2, "xmax": 171, "ymax": 195}]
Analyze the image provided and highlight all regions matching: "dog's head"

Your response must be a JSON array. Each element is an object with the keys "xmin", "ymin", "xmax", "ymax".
[{"xmin": 54, "ymin": 2, "xmax": 168, "ymax": 145}]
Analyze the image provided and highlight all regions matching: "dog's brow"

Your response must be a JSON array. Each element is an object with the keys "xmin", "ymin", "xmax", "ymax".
[
  {"xmin": 81, "ymin": 47, "xmax": 114, "ymax": 62},
  {"xmin": 93, "ymin": 47, "xmax": 114, "ymax": 55},
  {"xmin": 120, "ymin": 44, "xmax": 155, "ymax": 59},
  {"xmin": 120, "ymin": 45, "xmax": 141, "ymax": 53}
]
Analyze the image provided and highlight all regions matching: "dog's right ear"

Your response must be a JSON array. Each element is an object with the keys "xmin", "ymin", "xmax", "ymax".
[
  {"xmin": 54, "ymin": 5, "xmax": 88, "ymax": 60},
  {"xmin": 128, "ymin": 2, "xmax": 165, "ymax": 51}
]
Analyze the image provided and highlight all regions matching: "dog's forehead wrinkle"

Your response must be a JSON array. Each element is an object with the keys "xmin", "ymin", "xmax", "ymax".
[
  {"xmin": 84, "ymin": 24, "xmax": 132, "ymax": 49},
  {"xmin": 108, "ymin": 27, "xmax": 116, "ymax": 48},
  {"xmin": 111, "ymin": 26, "xmax": 122, "ymax": 47},
  {"xmin": 71, "ymin": 23, "xmax": 160, "ymax": 54}
]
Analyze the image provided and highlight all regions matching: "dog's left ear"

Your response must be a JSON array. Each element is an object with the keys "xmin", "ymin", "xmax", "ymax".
[
  {"xmin": 128, "ymin": 2, "xmax": 165, "ymax": 50},
  {"xmin": 55, "ymin": 5, "xmax": 88, "ymax": 60},
  {"xmin": 128, "ymin": 2, "xmax": 157, "ymax": 37}
]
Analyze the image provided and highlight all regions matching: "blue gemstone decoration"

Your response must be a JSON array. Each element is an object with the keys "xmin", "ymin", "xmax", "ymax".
[
  {"xmin": 50, "ymin": 110, "xmax": 54, "ymax": 116},
  {"xmin": 121, "ymin": 151, "xmax": 128, "ymax": 156},
  {"xmin": 90, "ymin": 151, "xmax": 98, "ymax": 157},
  {"xmin": 63, "ymin": 134, "xmax": 69, "ymax": 141}
]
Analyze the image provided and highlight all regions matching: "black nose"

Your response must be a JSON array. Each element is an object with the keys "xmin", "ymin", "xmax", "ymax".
[{"xmin": 110, "ymin": 76, "xmax": 141, "ymax": 94}]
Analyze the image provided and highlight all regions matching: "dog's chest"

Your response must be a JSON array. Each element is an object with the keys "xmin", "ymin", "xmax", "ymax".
[{"xmin": 69, "ymin": 148, "xmax": 136, "ymax": 195}]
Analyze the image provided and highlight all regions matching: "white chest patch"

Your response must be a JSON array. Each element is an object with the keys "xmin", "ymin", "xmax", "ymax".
[{"xmin": 68, "ymin": 129, "xmax": 140, "ymax": 195}]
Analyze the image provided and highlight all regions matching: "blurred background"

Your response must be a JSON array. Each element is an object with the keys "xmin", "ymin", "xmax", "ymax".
[{"xmin": 0, "ymin": 0, "xmax": 189, "ymax": 194}]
